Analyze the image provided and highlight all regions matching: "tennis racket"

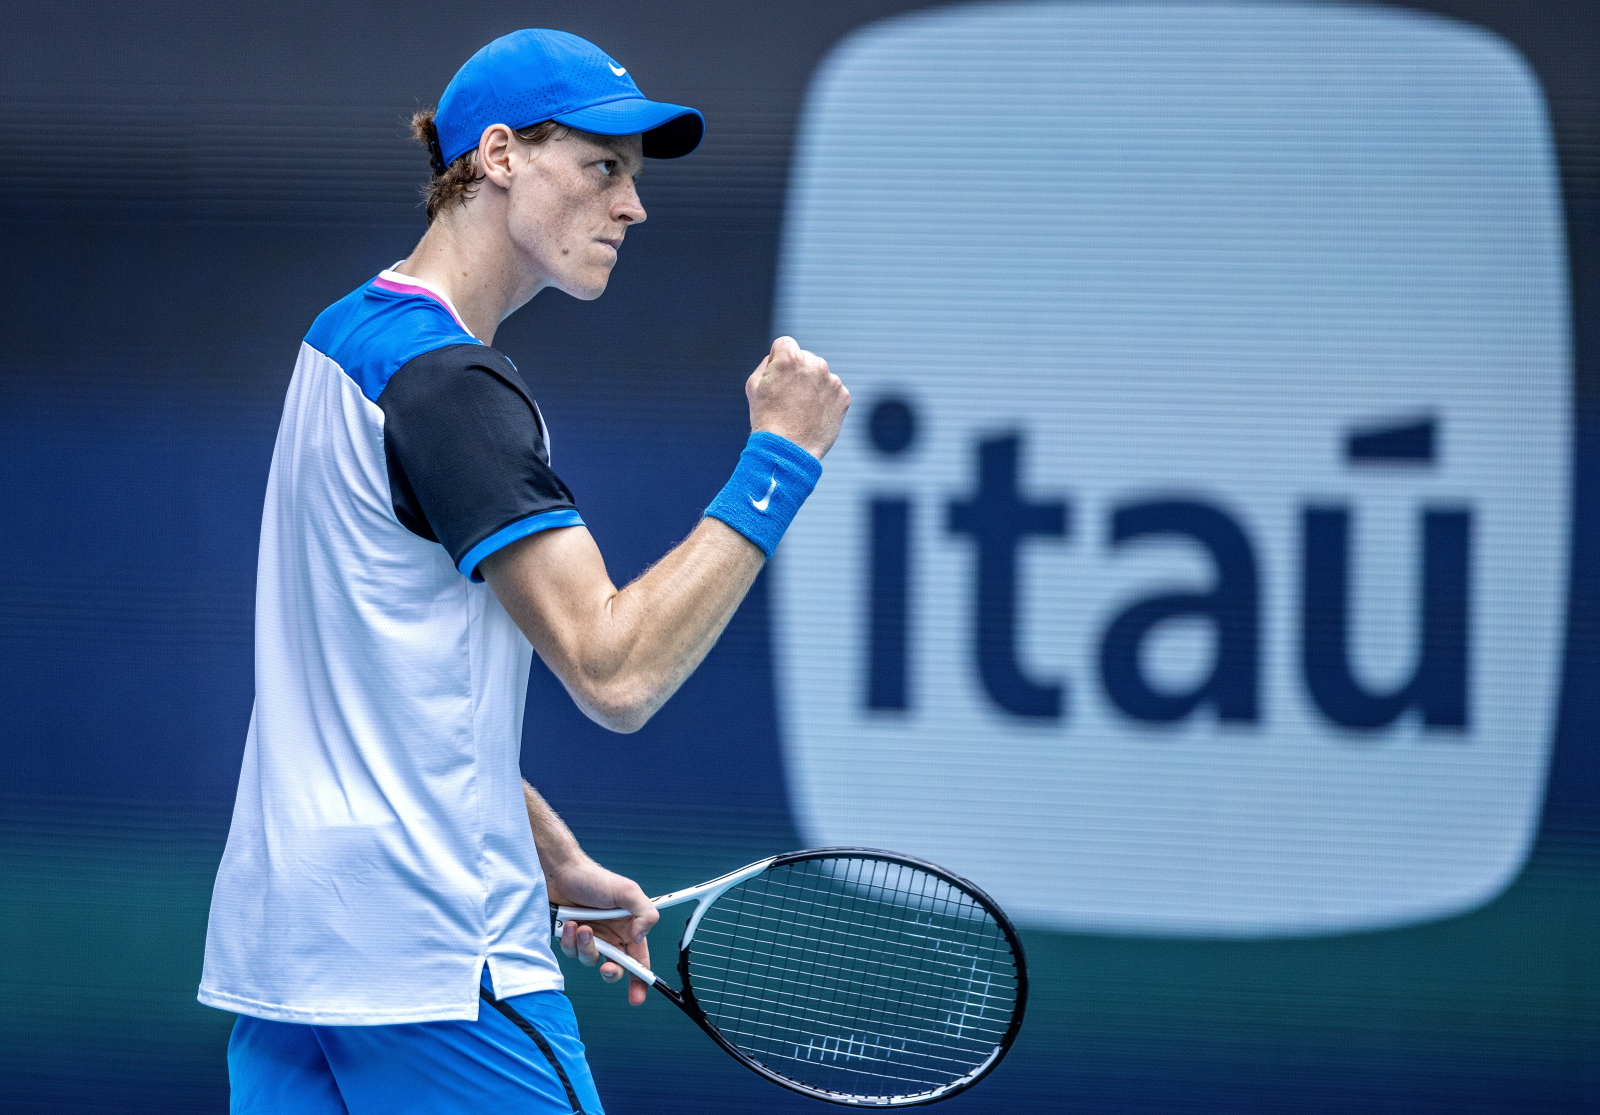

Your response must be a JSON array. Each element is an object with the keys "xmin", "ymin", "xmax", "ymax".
[{"xmin": 555, "ymin": 847, "xmax": 1027, "ymax": 1107}]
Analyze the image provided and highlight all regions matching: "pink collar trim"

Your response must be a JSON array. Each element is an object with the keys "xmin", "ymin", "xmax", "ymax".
[{"xmin": 373, "ymin": 269, "xmax": 477, "ymax": 338}]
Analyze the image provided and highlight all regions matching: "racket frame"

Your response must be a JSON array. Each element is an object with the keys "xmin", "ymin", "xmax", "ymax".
[{"xmin": 554, "ymin": 847, "xmax": 1029, "ymax": 1108}]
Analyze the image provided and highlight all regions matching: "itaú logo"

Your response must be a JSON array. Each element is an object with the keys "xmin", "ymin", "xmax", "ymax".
[
  {"xmin": 771, "ymin": 0, "xmax": 1569, "ymax": 936},
  {"xmin": 864, "ymin": 410, "xmax": 1469, "ymax": 734}
]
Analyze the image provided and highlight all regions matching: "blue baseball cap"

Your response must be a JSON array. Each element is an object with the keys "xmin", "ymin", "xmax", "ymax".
[{"xmin": 434, "ymin": 29, "xmax": 704, "ymax": 166}]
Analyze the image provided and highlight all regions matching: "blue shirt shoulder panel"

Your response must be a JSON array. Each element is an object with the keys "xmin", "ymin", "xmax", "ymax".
[{"xmin": 304, "ymin": 277, "xmax": 481, "ymax": 403}]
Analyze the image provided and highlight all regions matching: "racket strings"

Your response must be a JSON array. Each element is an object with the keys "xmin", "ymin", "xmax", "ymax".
[
  {"xmin": 684, "ymin": 857, "xmax": 1021, "ymax": 1101},
  {"xmin": 697, "ymin": 905, "xmax": 1016, "ymax": 967},
  {"xmin": 689, "ymin": 925, "xmax": 1017, "ymax": 1018},
  {"xmin": 690, "ymin": 952, "xmax": 1016, "ymax": 1025},
  {"xmin": 708, "ymin": 873, "xmax": 1013, "ymax": 951}
]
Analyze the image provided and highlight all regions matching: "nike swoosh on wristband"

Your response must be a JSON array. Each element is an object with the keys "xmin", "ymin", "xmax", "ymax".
[
  {"xmin": 609, "ymin": 63, "xmax": 627, "ymax": 76},
  {"xmin": 751, "ymin": 477, "xmax": 778, "ymax": 512}
]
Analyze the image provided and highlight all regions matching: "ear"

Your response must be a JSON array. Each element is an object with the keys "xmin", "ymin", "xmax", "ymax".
[{"xmin": 478, "ymin": 124, "xmax": 518, "ymax": 189}]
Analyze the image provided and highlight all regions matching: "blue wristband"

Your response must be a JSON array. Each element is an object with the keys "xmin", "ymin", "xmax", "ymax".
[{"xmin": 704, "ymin": 432, "xmax": 823, "ymax": 558}]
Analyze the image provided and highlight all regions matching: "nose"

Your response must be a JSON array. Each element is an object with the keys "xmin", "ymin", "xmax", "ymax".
[{"xmin": 615, "ymin": 180, "xmax": 646, "ymax": 226}]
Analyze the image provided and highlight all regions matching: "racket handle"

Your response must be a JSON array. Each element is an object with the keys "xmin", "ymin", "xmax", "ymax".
[
  {"xmin": 555, "ymin": 904, "xmax": 632, "ymax": 921},
  {"xmin": 552, "ymin": 919, "xmax": 659, "ymax": 985}
]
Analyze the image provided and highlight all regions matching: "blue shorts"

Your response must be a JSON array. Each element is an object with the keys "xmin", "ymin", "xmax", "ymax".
[{"xmin": 228, "ymin": 973, "xmax": 603, "ymax": 1115}]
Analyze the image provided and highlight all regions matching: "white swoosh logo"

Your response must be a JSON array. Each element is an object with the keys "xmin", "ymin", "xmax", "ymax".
[
  {"xmin": 609, "ymin": 63, "xmax": 627, "ymax": 76},
  {"xmin": 751, "ymin": 477, "xmax": 777, "ymax": 512}
]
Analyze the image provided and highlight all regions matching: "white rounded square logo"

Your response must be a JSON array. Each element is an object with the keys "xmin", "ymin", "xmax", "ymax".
[{"xmin": 773, "ymin": 2, "xmax": 1570, "ymax": 936}]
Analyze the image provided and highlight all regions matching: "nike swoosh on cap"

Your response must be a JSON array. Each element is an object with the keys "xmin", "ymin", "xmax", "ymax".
[{"xmin": 609, "ymin": 63, "xmax": 627, "ymax": 76}]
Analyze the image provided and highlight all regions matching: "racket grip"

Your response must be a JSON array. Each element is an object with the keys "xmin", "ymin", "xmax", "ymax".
[
  {"xmin": 552, "ymin": 920, "xmax": 658, "ymax": 985},
  {"xmin": 555, "ymin": 904, "xmax": 633, "ymax": 921}
]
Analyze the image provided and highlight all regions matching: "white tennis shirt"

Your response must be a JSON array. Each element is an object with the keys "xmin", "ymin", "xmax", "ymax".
[{"xmin": 200, "ymin": 271, "xmax": 584, "ymax": 1025}]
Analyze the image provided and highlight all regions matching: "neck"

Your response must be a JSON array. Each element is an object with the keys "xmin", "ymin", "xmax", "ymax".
[{"xmin": 392, "ymin": 205, "xmax": 542, "ymax": 346}]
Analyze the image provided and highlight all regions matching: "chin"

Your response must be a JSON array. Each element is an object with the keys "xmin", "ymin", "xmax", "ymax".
[{"xmin": 556, "ymin": 263, "xmax": 614, "ymax": 301}]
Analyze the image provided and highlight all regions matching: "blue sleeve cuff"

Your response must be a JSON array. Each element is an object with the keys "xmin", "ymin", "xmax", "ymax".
[{"xmin": 458, "ymin": 509, "xmax": 585, "ymax": 581}]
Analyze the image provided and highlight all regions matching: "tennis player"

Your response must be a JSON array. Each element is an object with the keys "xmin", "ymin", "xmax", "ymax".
[{"xmin": 198, "ymin": 28, "xmax": 848, "ymax": 1115}]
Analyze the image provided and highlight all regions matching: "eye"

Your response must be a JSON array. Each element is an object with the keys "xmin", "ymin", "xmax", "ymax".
[{"xmin": 597, "ymin": 160, "xmax": 618, "ymax": 177}]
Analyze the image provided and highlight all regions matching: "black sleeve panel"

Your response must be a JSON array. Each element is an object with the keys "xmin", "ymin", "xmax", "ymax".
[{"xmin": 377, "ymin": 344, "xmax": 577, "ymax": 569}]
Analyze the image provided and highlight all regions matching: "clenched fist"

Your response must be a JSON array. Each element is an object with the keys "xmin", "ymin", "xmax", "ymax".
[{"xmin": 746, "ymin": 336, "xmax": 851, "ymax": 460}]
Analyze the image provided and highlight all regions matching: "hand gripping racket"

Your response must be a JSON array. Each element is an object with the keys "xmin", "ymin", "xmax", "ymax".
[{"xmin": 555, "ymin": 848, "xmax": 1027, "ymax": 1107}]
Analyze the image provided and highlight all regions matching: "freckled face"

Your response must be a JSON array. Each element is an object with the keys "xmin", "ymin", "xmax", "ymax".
[{"xmin": 505, "ymin": 129, "xmax": 646, "ymax": 301}]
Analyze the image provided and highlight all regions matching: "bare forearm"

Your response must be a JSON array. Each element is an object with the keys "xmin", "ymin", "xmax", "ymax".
[
  {"xmin": 485, "ymin": 336, "xmax": 846, "ymax": 734},
  {"xmin": 593, "ymin": 518, "xmax": 762, "ymax": 707},
  {"xmin": 523, "ymin": 781, "xmax": 591, "ymax": 871},
  {"xmin": 524, "ymin": 782, "xmax": 660, "ymax": 998},
  {"xmin": 486, "ymin": 518, "xmax": 763, "ymax": 731}
]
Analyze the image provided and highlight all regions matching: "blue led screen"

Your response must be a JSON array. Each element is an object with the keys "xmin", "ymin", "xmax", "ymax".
[{"xmin": 2, "ymin": 2, "xmax": 1597, "ymax": 1112}]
